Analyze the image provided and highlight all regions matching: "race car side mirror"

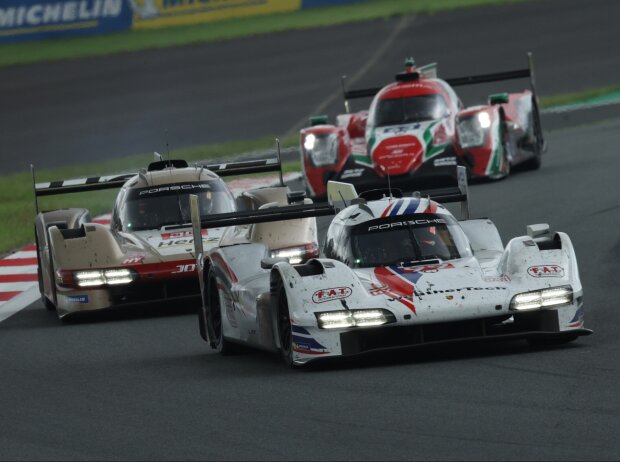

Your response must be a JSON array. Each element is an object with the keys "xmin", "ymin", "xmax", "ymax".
[{"xmin": 527, "ymin": 223, "xmax": 550, "ymax": 239}]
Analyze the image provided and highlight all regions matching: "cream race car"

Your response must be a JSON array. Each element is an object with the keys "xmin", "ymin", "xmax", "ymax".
[{"xmin": 33, "ymin": 157, "xmax": 284, "ymax": 319}]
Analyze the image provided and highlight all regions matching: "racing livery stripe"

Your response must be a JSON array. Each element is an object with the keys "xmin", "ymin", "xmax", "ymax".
[
  {"xmin": 374, "ymin": 266, "xmax": 418, "ymax": 314},
  {"xmin": 389, "ymin": 199, "xmax": 405, "ymax": 216},
  {"xmin": 403, "ymin": 198, "xmax": 421, "ymax": 215},
  {"xmin": 568, "ymin": 306, "xmax": 584, "ymax": 328},
  {"xmin": 424, "ymin": 201, "xmax": 438, "ymax": 213},
  {"xmin": 291, "ymin": 325, "xmax": 311, "ymax": 335},
  {"xmin": 381, "ymin": 202, "xmax": 395, "ymax": 218}
]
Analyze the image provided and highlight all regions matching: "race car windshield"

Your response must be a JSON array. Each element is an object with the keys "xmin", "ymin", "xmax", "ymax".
[
  {"xmin": 121, "ymin": 180, "xmax": 234, "ymax": 231},
  {"xmin": 375, "ymin": 94, "xmax": 449, "ymax": 126},
  {"xmin": 347, "ymin": 213, "xmax": 469, "ymax": 268}
]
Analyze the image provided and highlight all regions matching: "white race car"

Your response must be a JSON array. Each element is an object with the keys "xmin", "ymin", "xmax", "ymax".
[{"xmin": 190, "ymin": 167, "xmax": 591, "ymax": 367}]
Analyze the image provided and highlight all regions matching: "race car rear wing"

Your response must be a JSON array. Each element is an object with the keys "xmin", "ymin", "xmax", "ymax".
[
  {"xmin": 189, "ymin": 195, "xmax": 336, "ymax": 264},
  {"xmin": 31, "ymin": 153, "xmax": 284, "ymax": 212},
  {"xmin": 327, "ymin": 165, "xmax": 470, "ymax": 219},
  {"xmin": 341, "ymin": 52, "xmax": 538, "ymax": 112}
]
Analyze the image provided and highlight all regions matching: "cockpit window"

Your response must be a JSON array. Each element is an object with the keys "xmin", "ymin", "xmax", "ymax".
[
  {"xmin": 374, "ymin": 93, "xmax": 449, "ymax": 127},
  {"xmin": 345, "ymin": 213, "xmax": 470, "ymax": 268},
  {"xmin": 120, "ymin": 180, "xmax": 234, "ymax": 231}
]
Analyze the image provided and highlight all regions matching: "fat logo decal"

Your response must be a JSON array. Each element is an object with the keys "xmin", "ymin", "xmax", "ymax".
[
  {"xmin": 312, "ymin": 287, "xmax": 352, "ymax": 303},
  {"xmin": 527, "ymin": 265, "xmax": 565, "ymax": 278}
]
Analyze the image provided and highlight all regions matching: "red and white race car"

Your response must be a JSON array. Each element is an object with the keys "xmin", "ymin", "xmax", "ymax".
[{"xmin": 300, "ymin": 54, "xmax": 545, "ymax": 199}]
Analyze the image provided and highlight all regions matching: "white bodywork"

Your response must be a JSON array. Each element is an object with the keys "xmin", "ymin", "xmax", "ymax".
[{"xmin": 199, "ymin": 179, "xmax": 589, "ymax": 366}]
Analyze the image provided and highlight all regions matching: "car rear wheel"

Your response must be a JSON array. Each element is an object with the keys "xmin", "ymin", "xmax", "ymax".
[
  {"xmin": 35, "ymin": 229, "xmax": 56, "ymax": 311},
  {"xmin": 275, "ymin": 277, "xmax": 295, "ymax": 368}
]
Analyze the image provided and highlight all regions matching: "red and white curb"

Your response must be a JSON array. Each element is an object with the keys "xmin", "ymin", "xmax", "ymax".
[{"xmin": 0, "ymin": 173, "xmax": 301, "ymax": 322}]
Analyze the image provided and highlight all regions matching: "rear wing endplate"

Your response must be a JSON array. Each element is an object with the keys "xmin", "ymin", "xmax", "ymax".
[{"xmin": 417, "ymin": 165, "xmax": 470, "ymax": 220}]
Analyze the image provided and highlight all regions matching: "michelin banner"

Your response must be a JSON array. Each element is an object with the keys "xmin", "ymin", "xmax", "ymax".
[
  {"xmin": 0, "ymin": 0, "xmax": 132, "ymax": 42},
  {"xmin": 0, "ymin": 0, "xmax": 361, "ymax": 43},
  {"xmin": 130, "ymin": 0, "xmax": 301, "ymax": 29}
]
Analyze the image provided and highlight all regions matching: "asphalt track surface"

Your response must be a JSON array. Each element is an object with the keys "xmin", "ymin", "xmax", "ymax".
[
  {"xmin": 1, "ymin": 0, "xmax": 620, "ymax": 173},
  {"xmin": 2, "ymin": 2, "xmax": 620, "ymax": 462}
]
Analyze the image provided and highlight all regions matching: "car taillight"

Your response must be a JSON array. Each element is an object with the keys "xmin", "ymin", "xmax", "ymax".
[{"xmin": 271, "ymin": 242, "xmax": 319, "ymax": 265}]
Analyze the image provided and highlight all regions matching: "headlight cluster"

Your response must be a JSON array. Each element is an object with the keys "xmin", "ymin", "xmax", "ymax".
[
  {"xmin": 303, "ymin": 133, "xmax": 339, "ymax": 166},
  {"xmin": 271, "ymin": 243, "xmax": 319, "ymax": 265},
  {"xmin": 457, "ymin": 111, "xmax": 491, "ymax": 148},
  {"xmin": 510, "ymin": 286, "xmax": 573, "ymax": 311},
  {"xmin": 316, "ymin": 309, "xmax": 396, "ymax": 329},
  {"xmin": 74, "ymin": 269, "xmax": 135, "ymax": 287}
]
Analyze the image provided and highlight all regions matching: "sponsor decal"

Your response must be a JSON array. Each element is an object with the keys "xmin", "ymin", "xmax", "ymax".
[
  {"xmin": 0, "ymin": 0, "xmax": 132, "ymax": 44},
  {"xmin": 433, "ymin": 157, "xmax": 457, "ymax": 167},
  {"xmin": 340, "ymin": 168, "xmax": 365, "ymax": 179},
  {"xmin": 67, "ymin": 294, "xmax": 88, "ymax": 304},
  {"xmin": 122, "ymin": 255, "xmax": 144, "ymax": 265},
  {"xmin": 413, "ymin": 262, "xmax": 454, "ymax": 273},
  {"xmin": 292, "ymin": 325, "xmax": 329, "ymax": 355},
  {"xmin": 527, "ymin": 265, "xmax": 565, "ymax": 278},
  {"xmin": 413, "ymin": 286, "xmax": 508, "ymax": 299},
  {"xmin": 368, "ymin": 218, "xmax": 445, "ymax": 231},
  {"xmin": 382, "ymin": 124, "xmax": 421, "ymax": 134},
  {"xmin": 482, "ymin": 275, "xmax": 511, "ymax": 283},
  {"xmin": 312, "ymin": 287, "xmax": 352, "ymax": 304},
  {"xmin": 160, "ymin": 229, "xmax": 207, "ymax": 240},
  {"xmin": 172, "ymin": 263, "xmax": 196, "ymax": 274},
  {"xmin": 130, "ymin": 0, "xmax": 301, "ymax": 30}
]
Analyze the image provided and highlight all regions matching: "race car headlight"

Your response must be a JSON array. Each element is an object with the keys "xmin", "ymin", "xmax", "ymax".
[
  {"xmin": 304, "ymin": 133, "xmax": 339, "ymax": 166},
  {"xmin": 74, "ymin": 268, "xmax": 135, "ymax": 287},
  {"xmin": 510, "ymin": 286, "xmax": 573, "ymax": 311},
  {"xmin": 271, "ymin": 243, "xmax": 319, "ymax": 265},
  {"xmin": 316, "ymin": 309, "xmax": 396, "ymax": 329},
  {"xmin": 457, "ymin": 112, "xmax": 491, "ymax": 148}
]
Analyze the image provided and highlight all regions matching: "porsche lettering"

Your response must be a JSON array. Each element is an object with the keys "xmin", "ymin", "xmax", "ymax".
[
  {"xmin": 368, "ymin": 218, "xmax": 445, "ymax": 231},
  {"xmin": 139, "ymin": 184, "xmax": 210, "ymax": 195}
]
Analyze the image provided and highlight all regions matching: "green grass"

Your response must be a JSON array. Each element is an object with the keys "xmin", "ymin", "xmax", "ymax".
[
  {"xmin": 539, "ymin": 85, "xmax": 620, "ymax": 108},
  {"xmin": 1, "ymin": 83, "xmax": 618, "ymax": 255},
  {"xmin": 0, "ymin": 0, "xmax": 527, "ymax": 68}
]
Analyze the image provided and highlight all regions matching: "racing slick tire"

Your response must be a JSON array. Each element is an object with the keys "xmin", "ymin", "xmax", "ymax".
[
  {"xmin": 206, "ymin": 267, "xmax": 237, "ymax": 355},
  {"xmin": 274, "ymin": 276, "xmax": 296, "ymax": 368},
  {"xmin": 35, "ymin": 229, "xmax": 56, "ymax": 311},
  {"xmin": 521, "ymin": 98, "xmax": 543, "ymax": 171}
]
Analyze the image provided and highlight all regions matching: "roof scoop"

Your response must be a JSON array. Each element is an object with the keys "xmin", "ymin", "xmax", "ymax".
[{"xmin": 396, "ymin": 57, "xmax": 420, "ymax": 82}]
